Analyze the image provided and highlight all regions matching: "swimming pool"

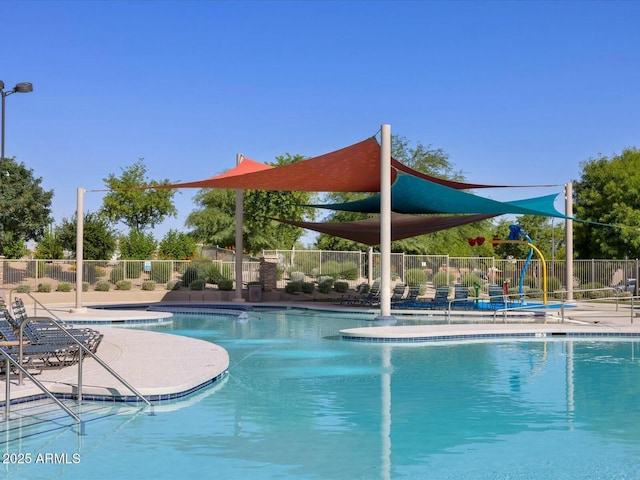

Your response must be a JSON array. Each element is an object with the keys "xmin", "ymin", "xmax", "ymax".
[{"xmin": 5, "ymin": 308, "xmax": 640, "ymax": 479}]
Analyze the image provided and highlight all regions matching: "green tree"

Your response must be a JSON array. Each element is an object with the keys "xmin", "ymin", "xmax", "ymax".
[
  {"xmin": 0, "ymin": 158, "xmax": 53, "ymax": 256},
  {"xmin": 57, "ymin": 212, "xmax": 117, "ymax": 260},
  {"xmin": 573, "ymin": 148, "xmax": 640, "ymax": 258},
  {"xmin": 158, "ymin": 229, "xmax": 197, "ymax": 260},
  {"xmin": 186, "ymin": 154, "xmax": 317, "ymax": 254},
  {"xmin": 101, "ymin": 158, "xmax": 178, "ymax": 233},
  {"xmin": 34, "ymin": 227, "xmax": 64, "ymax": 259},
  {"xmin": 119, "ymin": 230, "xmax": 157, "ymax": 259}
]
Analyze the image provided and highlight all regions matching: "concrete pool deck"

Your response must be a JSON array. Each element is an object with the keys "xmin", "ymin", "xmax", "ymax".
[{"xmin": 2, "ymin": 298, "xmax": 640, "ymax": 405}]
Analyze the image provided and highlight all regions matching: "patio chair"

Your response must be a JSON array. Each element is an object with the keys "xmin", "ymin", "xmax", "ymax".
[
  {"xmin": 339, "ymin": 282, "xmax": 369, "ymax": 305},
  {"xmin": 0, "ymin": 313, "xmax": 79, "ymax": 371},
  {"xmin": 452, "ymin": 284, "xmax": 473, "ymax": 310},
  {"xmin": 394, "ymin": 285, "xmax": 421, "ymax": 309},
  {"xmin": 390, "ymin": 283, "xmax": 407, "ymax": 305},
  {"xmin": 11, "ymin": 298, "xmax": 103, "ymax": 354},
  {"xmin": 425, "ymin": 286, "xmax": 450, "ymax": 310},
  {"xmin": 488, "ymin": 284, "xmax": 506, "ymax": 310},
  {"xmin": 356, "ymin": 281, "xmax": 381, "ymax": 306}
]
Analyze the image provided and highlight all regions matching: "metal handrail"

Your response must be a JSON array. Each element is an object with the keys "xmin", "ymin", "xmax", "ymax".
[
  {"xmin": 1, "ymin": 349, "xmax": 84, "ymax": 434},
  {"xmin": 9, "ymin": 291, "xmax": 152, "ymax": 410}
]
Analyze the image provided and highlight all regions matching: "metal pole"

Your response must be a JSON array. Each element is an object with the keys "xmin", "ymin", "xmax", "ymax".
[
  {"xmin": 234, "ymin": 154, "xmax": 245, "ymax": 302},
  {"xmin": 75, "ymin": 188, "xmax": 85, "ymax": 310},
  {"xmin": 565, "ymin": 182, "xmax": 574, "ymax": 301},
  {"xmin": 1, "ymin": 89, "xmax": 5, "ymax": 160},
  {"xmin": 376, "ymin": 124, "xmax": 393, "ymax": 320}
]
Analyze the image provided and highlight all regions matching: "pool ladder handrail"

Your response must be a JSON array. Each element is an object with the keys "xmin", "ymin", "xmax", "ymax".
[
  {"xmin": 1, "ymin": 349, "xmax": 85, "ymax": 434},
  {"xmin": 9, "ymin": 290, "xmax": 153, "ymax": 411}
]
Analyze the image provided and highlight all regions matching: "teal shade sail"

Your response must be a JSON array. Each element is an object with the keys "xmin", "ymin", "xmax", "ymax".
[{"xmin": 313, "ymin": 172, "xmax": 568, "ymax": 218}]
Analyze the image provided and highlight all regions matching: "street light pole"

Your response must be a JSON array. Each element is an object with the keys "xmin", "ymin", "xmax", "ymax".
[{"xmin": 0, "ymin": 81, "xmax": 34, "ymax": 160}]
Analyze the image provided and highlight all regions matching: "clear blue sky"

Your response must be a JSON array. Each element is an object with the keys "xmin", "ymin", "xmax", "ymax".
[{"xmin": 3, "ymin": 0, "xmax": 639, "ymax": 244}]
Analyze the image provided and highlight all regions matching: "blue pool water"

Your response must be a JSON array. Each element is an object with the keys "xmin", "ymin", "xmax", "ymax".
[{"xmin": 5, "ymin": 309, "xmax": 640, "ymax": 480}]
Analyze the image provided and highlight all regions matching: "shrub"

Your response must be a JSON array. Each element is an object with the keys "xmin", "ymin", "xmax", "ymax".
[
  {"xmin": 95, "ymin": 281, "xmax": 111, "ymax": 291},
  {"xmin": 406, "ymin": 268, "xmax": 427, "ymax": 286},
  {"xmin": 334, "ymin": 281, "xmax": 349, "ymax": 293},
  {"xmin": 318, "ymin": 278, "xmax": 333, "ymax": 294},
  {"xmin": 57, "ymin": 282, "xmax": 73, "ymax": 292},
  {"xmin": 432, "ymin": 271, "xmax": 453, "ymax": 287},
  {"xmin": 110, "ymin": 266, "xmax": 125, "ymax": 284},
  {"xmin": 166, "ymin": 280, "xmax": 181, "ymax": 291},
  {"xmin": 16, "ymin": 284, "xmax": 31, "ymax": 293},
  {"xmin": 190, "ymin": 279, "xmax": 205, "ymax": 290},
  {"xmin": 285, "ymin": 281, "xmax": 303, "ymax": 294},
  {"xmin": 301, "ymin": 282, "xmax": 315, "ymax": 294},
  {"xmin": 95, "ymin": 266, "xmax": 107, "ymax": 278},
  {"xmin": 459, "ymin": 273, "xmax": 482, "ymax": 287},
  {"xmin": 37, "ymin": 282, "xmax": 52, "ymax": 293},
  {"xmin": 150, "ymin": 261, "xmax": 173, "ymax": 283},
  {"xmin": 217, "ymin": 279, "xmax": 234, "ymax": 291},
  {"xmin": 125, "ymin": 261, "xmax": 143, "ymax": 279},
  {"xmin": 339, "ymin": 261, "xmax": 359, "ymax": 280},
  {"xmin": 321, "ymin": 261, "xmax": 341, "ymax": 279},
  {"xmin": 181, "ymin": 267, "xmax": 200, "ymax": 287},
  {"xmin": 82, "ymin": 282, "xmax": 89, "ymax": 292},
  {"xmin": 202, "ymin": 263, "xmax": 222, "ymax": 284},
  {"xmin": 289, "ymin": 271, "xmax": 306, "ymax": 282},
  {"xmin": 115, "ymin": 280, "xmax": 132, "ymax": 290},
  {"xmin": 142, "ymin": 280, "xmax": 157, "ymax": 291}
]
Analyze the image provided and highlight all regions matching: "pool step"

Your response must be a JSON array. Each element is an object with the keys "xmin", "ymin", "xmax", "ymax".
[{"xmin": 0, "ymin": 398, "xmax": 141, "ymax": 444}]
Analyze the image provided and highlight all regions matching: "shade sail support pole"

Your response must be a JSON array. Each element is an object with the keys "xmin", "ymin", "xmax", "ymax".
[
  {"xmin": 565, "ymin": 182, "xmax": 573, "ymax": 301},
  {"xmin": 376, "ymin": 124, "xmax": 394, "ymax": 321},
  {"xmin": 234, "ymin": 153, "xmax": 245, "ymax": 303}
]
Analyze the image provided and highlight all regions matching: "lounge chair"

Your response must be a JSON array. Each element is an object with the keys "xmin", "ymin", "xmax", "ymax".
[
  {"xmin": 423, "ymin": 286, "xmax": 450, "ymax": 310},
  {"xmin": 339, "ymin": 282, "xmax": 369, "ymax": 305},
  {"xmin": 488, "ymin": 284, "xmax": 506, "ymax": 310},
  {"xmin": 394, "ymin": 285, "xmax": 421, "ymax": 308},
  {"xmin": 452, "ymin": 284, "xmax": 473, "ymax": 310},
  {"xmin": 390, "ymin": 283, "xmax": 407, "ymax": 305},
  {"xmin": 0, "ymin": 315, "xmax": 79, "ymax": 371},
  {"xmin": 356, "ymin": 281, "xmax": 381, "ymax": 306},
  {"xmin": 10, "ymin": 298, "xmax": 103, "ymax": 354}
]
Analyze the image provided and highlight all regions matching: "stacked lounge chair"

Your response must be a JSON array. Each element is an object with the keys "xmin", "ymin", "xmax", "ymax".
[{"xmin": 11, "ymin": 298, "xmax": 103, "ymax": 354}]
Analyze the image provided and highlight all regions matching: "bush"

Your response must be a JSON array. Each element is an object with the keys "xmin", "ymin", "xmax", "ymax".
[
  {"xmin": 181, "ymin": 267, "xmax": 200, "ymax": 287},
  {"xmin": 166, "ymin": 280, "xmax": 181, "ymax": 291},
  {"xmin": 150, "ymin": 261, "xmax": 173, "ymax": 283},
  {"xmin": 459, "ymin": 273, "xmax": 482, "ymax": 287},
  {"xmin": 95, "ymin": 281, "xmax": 110, "ymax": 291},
  {"xmin": 82, "ymin": 282, "xmax": 89, "ymax": 292},
  {"xmin": 285, "ymin": 281, "xmax": 303, "ymax": 294},
  {"xmin": 217, "ymin": 279, "xmax": 234, "ymax": 291},
  {"xmin": 125, "ymin": 261, "xmax": 143, "ymax": 279},
  {"xmin": 339, "ymin": 261, "xmax": 359, "ymax": 280},
  {"xmin": 16, "ymin": 284, "xmax": 31, "ymax": 293},
  {"xmin": 321, "ymin": 261, "xmax": 341, "ymax": 279},
  {"xmin": 289, "ymin": 271, "xmax": 306, "ymax": 282},
  {"xmin": 406, "ymin": 268, "xmax": 427, "ymax": 286},
  {"xmin": 318, "ymin": 278, "xmax": 334, "ymax": 294},
  {"xmin": 57, "ymin": 282, "xmax": 73, "ymax": 292},
  {"xmin": 142, "ymin": 280, "xmax": 157, "ymax": 291},
  {"xmin": 37, "ymin": 282, "xmax": 52, "ymax": 293},
  {"xmin": 115, "ymin": 280, "xmax": 132, "ymax": 290},
  {"xmin": 301, "ymin": 282, "xmax": 315, "ymax": 294},
  {"xmin": 190, "ymin": 279, "xmax": 205, "ymax": 290},
  {"xmin": 110, "ymin": 266, "xmax": 125, "ymax": 284},
  {"xmin": 334, "ymin": 281, "xmax": 349, "ymax": 293},
  {"xmin": 432, "ymin": 271, "xmax": 453, "ymax": 287}
]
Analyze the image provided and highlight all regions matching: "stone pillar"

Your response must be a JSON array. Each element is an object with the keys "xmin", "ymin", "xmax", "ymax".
[{"xmin": 259, "ymin": 256, "xmax": 278, "ymax": 292}]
